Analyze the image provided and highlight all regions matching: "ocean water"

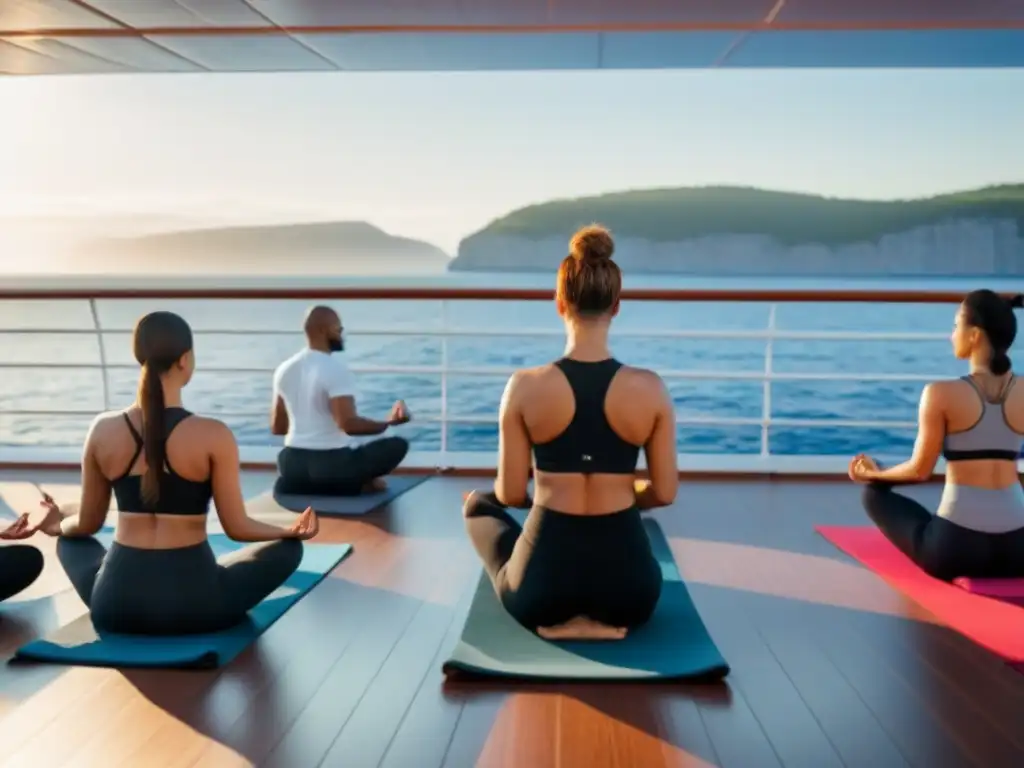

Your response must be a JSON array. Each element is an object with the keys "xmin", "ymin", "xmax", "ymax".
[{"xmin": 0, "ymin": 275, "xmax": 1015, "ymax": 458}]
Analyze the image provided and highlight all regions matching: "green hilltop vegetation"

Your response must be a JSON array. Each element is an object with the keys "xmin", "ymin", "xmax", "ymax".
[{"xmin": 467, "ymin": 184, "xmax": 1024, "ymax": 247}]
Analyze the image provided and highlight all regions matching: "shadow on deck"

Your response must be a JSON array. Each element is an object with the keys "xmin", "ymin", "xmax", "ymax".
[{"xmin": 1, "ymin": 472, "xmax": 1024, "ymax": 768}]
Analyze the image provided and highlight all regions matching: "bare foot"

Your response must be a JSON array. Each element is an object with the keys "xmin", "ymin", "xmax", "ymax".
[
  {"xmin": 537, "ymin": 616, "xmax": 627, "ymax": 641},
  {"xmin": 362, "ymin": 477, "xmax": 387, "ymax": 493}
]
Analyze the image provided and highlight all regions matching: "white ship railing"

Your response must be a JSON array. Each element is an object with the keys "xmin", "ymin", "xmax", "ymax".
[{"xmin": 0, "ymin": 280, "xmax": 1019, "ymax": 476}]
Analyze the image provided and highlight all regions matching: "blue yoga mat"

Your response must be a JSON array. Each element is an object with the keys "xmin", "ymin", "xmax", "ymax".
[
  {"xmin": 12, "ymin": 532, "xmax": 352, "ymax": 670},
  {"xmin": 272, "ymin": 474, "xmax": 428, "ymax": 516},
  {"xmin": 442, "ymin": 519, "xmax": 729, "ymax": 682}
]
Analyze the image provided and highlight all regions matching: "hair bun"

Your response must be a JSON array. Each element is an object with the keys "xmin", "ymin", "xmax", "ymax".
[
  {"xmin": 1009, "ymin": 294, "xmax": 1024, "ymax": 309},
  {"xmin": 991, "ymin": 348, "xmax": 1013, "ymax": 376},
  {"xmin": 569, "ymin": 225, "xmax": 614, "ymax": 264}
]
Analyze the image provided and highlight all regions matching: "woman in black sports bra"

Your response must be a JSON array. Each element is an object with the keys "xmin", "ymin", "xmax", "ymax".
[
  {"xmin": 27, "ymin": 311, "xmax": 319, "ymax": 635},
  {"xmin": 462, "ymin": 225, "xmax": 679, "ymax": 639}
]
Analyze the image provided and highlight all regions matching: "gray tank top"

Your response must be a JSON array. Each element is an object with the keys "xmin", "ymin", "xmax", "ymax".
[
  {"xmin": 942, "ymin": 375, "xmax": 1022, "ymax": 462},
  {"xmin": 937, "ymin": 483, "xmax": 1024, "ymax": 534},
  {"xmin": 938, "ymin": 374, "xmax": 1024, "ymax": 533}
]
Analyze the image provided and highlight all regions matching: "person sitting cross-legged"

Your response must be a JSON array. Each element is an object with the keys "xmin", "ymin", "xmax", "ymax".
[{"xmin": 272, "ymin": 304, "xmax": 411, "ymax": 496}]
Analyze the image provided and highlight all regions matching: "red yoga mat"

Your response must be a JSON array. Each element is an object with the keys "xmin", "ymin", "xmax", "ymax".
[
  {"xmin": 954, "ymin": 577, "xmax": 1024, "ymax": 601},
  {"xmin": 816, "ymin": 526, "xmax": 1024, "ymax": 666}
]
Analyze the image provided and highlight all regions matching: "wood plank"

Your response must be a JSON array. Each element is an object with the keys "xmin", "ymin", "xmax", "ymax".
[
  {"xmin": 830, "ymin": 612, "xmax": 1024, "ymax": 767},
  {"xmin": 377, "ymin": 579, "xmax": 479, "ymax": 768},
  {"xmin": 810, "ymin": 614, "xmax": 980, "ymax": 768},
  {"xmin": 183, "ymin": 483, "xmax": 475, "ymax": 766},
  {"xmin": 0, "ymin": 475, "xmax": 426, "ymax": 767},
  {"xmin": 113, "ymin": 517, "xmax": 426, "ymax": 766},
  {"xmin": 2, "ymin": 472, "xmax": 1024, "ymax": 767},
  {"xmin": 654, "ymin": 480, "xmax": 1024, "ymax": 768},
  {"xmin": 755, "ymin": 621, "xmax": 910, "ymax": 768},
  {"xmin": 858, "ymin": 610, "xmax": 1024, "ymax": 743},
  {"xmin": 695, "ymin": 598, "xmax": 843, "ymax": 768}
]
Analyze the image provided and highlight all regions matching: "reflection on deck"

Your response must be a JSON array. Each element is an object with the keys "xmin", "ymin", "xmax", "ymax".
[{"xmin": 2, "ymin": 470, "xmax": 1023, "ymax": 767}]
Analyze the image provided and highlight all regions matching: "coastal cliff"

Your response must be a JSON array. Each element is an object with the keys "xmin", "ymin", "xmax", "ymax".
[{"xmin": 450, "ymin": 185, "xmax": 1024, "ymax": 276}]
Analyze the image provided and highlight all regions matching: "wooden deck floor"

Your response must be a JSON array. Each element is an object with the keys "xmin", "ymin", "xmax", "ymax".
[{"xmin": 2, "ymin": 472, "xmax": 1024, "ymax": 768}]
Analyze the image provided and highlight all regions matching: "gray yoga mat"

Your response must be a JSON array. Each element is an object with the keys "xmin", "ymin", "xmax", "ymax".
[
  {"xmin": 442, "ymin": 519, "xmax": 730, "ymax": 682},
  {"xmin": 271, "ymin": 475, "xmax": 428, "ymax": 516}
]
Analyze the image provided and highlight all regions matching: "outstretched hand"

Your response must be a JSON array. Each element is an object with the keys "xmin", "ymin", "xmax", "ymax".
[
  {"xmin": 0, "ymin": 513, "xmax": 34, "ymax": 541},
  {"xmin": 848, "ymin": 453, "xmax": 880, "ymax": 483},
  {"xmin": 288, "ymin": 507, "xmax": 320, "ymax": 541},
  {"xmin": 388, "ymin": 400, "xmax": 411, "ymax": 425}
]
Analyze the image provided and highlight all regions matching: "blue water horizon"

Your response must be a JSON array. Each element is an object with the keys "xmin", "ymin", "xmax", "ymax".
[{"xmin": 0, "ymin": 272, "xmax": 1018, "ymax": 460}]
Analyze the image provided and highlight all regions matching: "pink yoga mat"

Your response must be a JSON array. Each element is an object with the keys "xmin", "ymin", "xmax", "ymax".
[
  {"xmin": 816, "ymin": 526, "xmax": 1024, "ymax": 666},
  {"xmin": 953, "ymin": 577, "xmax": 1024, "ymax": 599}
]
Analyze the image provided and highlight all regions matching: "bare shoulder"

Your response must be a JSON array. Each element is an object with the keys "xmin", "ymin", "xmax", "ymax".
[
  {"xmin": 517, "ymin": 363, "xmax": 554, "ymax": 380},
  {"xmin": 928, "ymin": 377, "xmax": 968, "ymax": 398},
  {"xmin": 508, "ymin": 363, "xmax": 553, "ymax": 391},
  {"xmin": 502, "ymin": 363, "xmax": 576, "ymax": 408},
  {"xmin": 919, "ymin": 379, "xmax": 967, "ymax": 412},
  {"xmin": 186, "ymin": 414, "xmax": 236, "ymax": 444},
  {"xmin": 87, "ymin": 410, "xmax": 130, "ymax": 440},
  {"xmin": 618, "ymin": 365, "xmax": 670, "ymax": 399}
]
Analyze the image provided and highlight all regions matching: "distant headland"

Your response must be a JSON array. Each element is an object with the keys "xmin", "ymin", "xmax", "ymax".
[
  {"xmin": 47, "ymin": 183, "xmax": 1024, "ymax": 277},
  {"xmin": 74, "ymin": 221, "xmax": 451, "ymax": 274},
  {"xmin": 450, "ymin": 184, "xmax": 1024, "ymax": 277}
]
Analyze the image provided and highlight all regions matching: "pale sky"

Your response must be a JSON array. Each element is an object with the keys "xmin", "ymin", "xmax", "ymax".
[{"xmin": 1, "ymin": 68, "xmax": 1023, "ymax": 258}]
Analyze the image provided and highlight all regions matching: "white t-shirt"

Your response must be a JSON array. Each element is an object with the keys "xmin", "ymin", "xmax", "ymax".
[{"xmin": 273, "ymin": 348, "xmax": 358, "ymax": 450}]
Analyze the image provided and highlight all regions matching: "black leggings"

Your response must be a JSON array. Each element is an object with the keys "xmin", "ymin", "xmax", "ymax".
[
  {"xmin": 462, "ymin": 490, "xmax": 663, "ymax": 629},
  {"xmin": 861, "ymin": 483, "xmax": 1024, "ymax": 581},
  {"xmin": 0, "ymin": 545, "xmax": 44, "ymax": 603},
  {"xmin": 276, "ymin": 436, "xmax": 409, "ymax": 495},
  {"xmin": 57, "ymin": 536, "xmax": 303, "ymax": 635}
]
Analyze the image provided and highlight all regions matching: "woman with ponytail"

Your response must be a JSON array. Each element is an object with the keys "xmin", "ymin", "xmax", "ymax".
[
  {"xmin": 30, "ymin": 311, "xmax": 318, "ymax": 635},
  {"xmin": 849, "ymin": 291, "xmax": 1024, "ymax": 581}
]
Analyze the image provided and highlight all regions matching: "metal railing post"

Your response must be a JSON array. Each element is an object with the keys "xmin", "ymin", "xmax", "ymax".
[
  {"xmin": 438, "ymin": 299, "xmax": 450, "ymax": 470},
  {"xmin": 761, "ymin": 303, "xmax": 777, "ymax": 458},
  {"xmin": 88, "ymin": 298, "xmax": 112, "ymax": 411}
]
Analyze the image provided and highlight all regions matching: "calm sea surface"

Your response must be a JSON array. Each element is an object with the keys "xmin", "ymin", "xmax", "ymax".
[{"xmin": 1, "ymin": 273, "xmax": 1019, "ymax": 458}]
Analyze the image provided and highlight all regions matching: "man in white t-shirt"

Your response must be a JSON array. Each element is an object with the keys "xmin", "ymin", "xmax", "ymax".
[{"xmin": 271, "ymin": 305, "xmax": 411, "ymax": 494}]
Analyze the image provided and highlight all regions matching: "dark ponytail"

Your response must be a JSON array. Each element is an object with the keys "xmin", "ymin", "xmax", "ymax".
[
  {"xmin": 962, "ymin": 289, "xmax": 1020, "ymax": 377},
  {"xmin": 132, "ymin": 311, "xmax": 194, "ymax": 508},
  {"xmin": 137, "ymin": 362, "xmax": 167, "ymax": 507},
  {"xmin": 992, "ymin": 294, "xmax": 1024, "ymax": 376}
]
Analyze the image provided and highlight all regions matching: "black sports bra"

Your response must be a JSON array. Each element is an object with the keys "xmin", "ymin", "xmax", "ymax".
[
  {"xmin": 110, "ymin": 408, "xmax": 213, "ymax": 516},
  {"xmin": 532, "ymin": 358, "xmax": 642, "ymax": 474}
]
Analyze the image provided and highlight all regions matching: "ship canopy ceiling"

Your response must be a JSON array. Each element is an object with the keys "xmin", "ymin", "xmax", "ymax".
[{"xmin": 2, "ymin": 1, "xmax": 1024, "ymax": 75}]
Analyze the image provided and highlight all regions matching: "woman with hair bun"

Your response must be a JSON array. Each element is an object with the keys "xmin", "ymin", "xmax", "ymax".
[
  {"xmin": 462, "ymin": 225, "xmax": 678, "ymax": 639},
  {"xmin": 849, "ymin": 291, "xmax": 1024, "ymax": 580}
]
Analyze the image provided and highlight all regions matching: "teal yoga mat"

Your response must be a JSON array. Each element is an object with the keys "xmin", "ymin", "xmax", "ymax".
[
  {"xmin": 12, "ymin": 532, "xmax": 352, "ymax": 670},
  {"xmin": 442, "ymin": 519, "xmax": 729, "ymax": 682}
]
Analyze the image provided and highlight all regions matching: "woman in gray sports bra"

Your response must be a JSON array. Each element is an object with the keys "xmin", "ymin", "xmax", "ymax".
[{"xmin": 848, "ymin": 290, "xmax": 1024, "ymax": 581}]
